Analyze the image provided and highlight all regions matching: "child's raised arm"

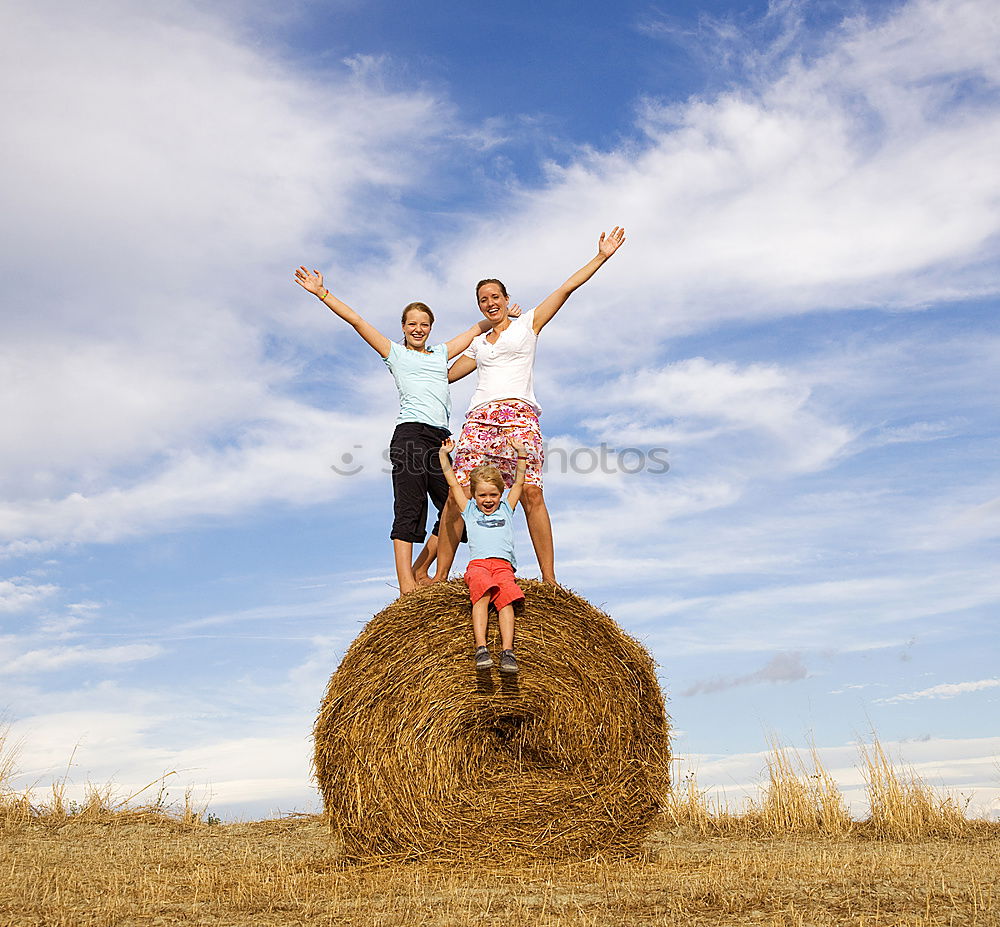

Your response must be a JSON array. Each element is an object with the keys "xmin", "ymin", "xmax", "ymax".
[
  {"xmin": 438, "ymin": 439, "xmax": 470, "ymax": 508},
  {"xmin": 294, "ymin": 267, "xmax": 392, "ymax": 358},
  {"xmin": 506, "ymin": 437, "xmax": 529, "ymax": 511}
]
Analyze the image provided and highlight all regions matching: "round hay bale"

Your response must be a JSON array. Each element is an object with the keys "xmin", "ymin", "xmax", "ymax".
[{"xmin": 313, "ymin": 579, "xmax": 671, "ymax": 860}]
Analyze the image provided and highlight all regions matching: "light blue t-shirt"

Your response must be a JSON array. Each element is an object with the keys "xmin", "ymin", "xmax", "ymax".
[
  {"xmin": 462, "ymin": 499, "xmax": 517, "ymax": 570},
  {"xmin": 383, "ymin": 342, "xmax": 451, "ymax": 429}
]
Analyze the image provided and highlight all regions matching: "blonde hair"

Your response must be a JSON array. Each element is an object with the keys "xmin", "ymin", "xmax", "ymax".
[
  {"xmin": 469, "ymin": 465, "xmax": 505, "ymax": 494},
  {"xmin": 401, "ymin": 302, "xmax": 434, "ymax": 325}
]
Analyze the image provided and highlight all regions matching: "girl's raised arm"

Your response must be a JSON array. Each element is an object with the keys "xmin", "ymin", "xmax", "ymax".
[
  {"xmin": 447, "ymin": 354, "xmax": 478, "ymax": 383},
  {"xmin": 444, "ymin": 303, "xmax": 522, "ymax": 359},
  {"xmin": 294, "ymin": 267, "xmax": 392, "ymax": 358},
  {"xmin": 530, "ymin": 227, "xmax": 625, "ymax": 335},
  {"xmin": 445, "ymin": 319, "xmax": 492, "ymax": 360}
]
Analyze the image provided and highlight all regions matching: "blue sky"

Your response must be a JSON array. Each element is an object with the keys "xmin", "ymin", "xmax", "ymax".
[{"xmin": 2, "ymin": 0, "xmax": 999, "ymax": 819}]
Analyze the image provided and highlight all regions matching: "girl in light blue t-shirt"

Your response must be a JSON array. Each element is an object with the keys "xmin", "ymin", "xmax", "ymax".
[{"xmin": 294, "ymin": 266, "xmax": 498, "ymax": 596}]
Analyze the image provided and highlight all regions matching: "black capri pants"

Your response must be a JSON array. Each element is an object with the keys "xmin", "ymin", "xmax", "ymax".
[{"xmin": 388, "ymin": 422, "xmax": 453, "ymax": 543}]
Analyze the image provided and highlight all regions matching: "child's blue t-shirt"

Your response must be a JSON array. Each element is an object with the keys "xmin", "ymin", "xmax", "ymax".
[
  {"xmin": 462, "ymin": 499, "xmax": 517, "ymax": 570},
  {"xmin": 383, "ymin": 342, "xmax": 451, "ymax": 430}
]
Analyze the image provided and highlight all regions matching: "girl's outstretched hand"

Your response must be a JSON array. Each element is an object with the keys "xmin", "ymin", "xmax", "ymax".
[
  {"xmin": 598, "ymin": 226, "xmax": 626, "ymax": 259},
  {"xmin": 294, "ymin": 266, "xmax": 325, "ymax": 296},
  {"xmin": 508, "ymin": 302, "xmax": 522, "ymax": 318},
  {"xmin": 441, "ymin": 438, "xmax": 455, "ymax": 455}
]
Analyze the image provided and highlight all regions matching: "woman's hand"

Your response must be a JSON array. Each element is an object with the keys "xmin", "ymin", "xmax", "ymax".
[
  {"xmin": 509, "ymin": 436, "xmax": 527, "ymax": 456},
  {"xmin": 294, "ymin": 266, "xmax": 325, "ymax": 296},
  {"xmin": 598, "ymin": 227, "xmax": 626, "ymax": 259},
  {"xmin": 441, "ymin": 438, "xmax": 455, "ymax": 455}
]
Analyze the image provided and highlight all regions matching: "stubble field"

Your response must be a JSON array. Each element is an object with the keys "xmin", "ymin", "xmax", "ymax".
[
  {"xmin": 4, "ymin": 734, "xmax": 999, "ymax": 925},
  {"xmin": 4, "ymin": 814, "xmax": 999, "ymax": 926}
]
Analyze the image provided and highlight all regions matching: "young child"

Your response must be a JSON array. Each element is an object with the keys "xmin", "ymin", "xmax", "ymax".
[{"xmin": 439, "ymin": 436, "xmax": 528, "ymax": 673}]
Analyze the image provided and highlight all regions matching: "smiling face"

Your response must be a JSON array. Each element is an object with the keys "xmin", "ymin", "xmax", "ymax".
[
  {"xmin": 472, "ymin": 479, "xmax": 503, "ymax": 515},
  {"xmin": 401, "ymin": 307, "xmax": 433, "ymax": 351},
  {"xmin": 476, "ymin": 281, "xmax": 510, "ymax": 327}
]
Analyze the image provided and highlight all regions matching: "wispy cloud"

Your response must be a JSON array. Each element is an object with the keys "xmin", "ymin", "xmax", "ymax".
[
  {"xmin": 918, "ymin": 495, "xmax": 1000, "ymax": 550},
  {"xmin": 681, "ymin": 652, "xmax": 808, "ymax": 696},
  {"xmin": 878, "ymin": 678, "xmax": 1000, "ymax": 704},
  {"xmin": 0, "ymin": 0, "xmax": 452, "ymax": 552},
  {"xmin": 1, "ymin": 644, "xmax": 162, "ymax": 675},
  {"xmin": 581, "ymin": 357, "xmax": 854, "ymax": 475},
  {"xmin": 0, "ymin": 578, "xmax": 57, "ymax": 612},
  {"xmin": 441, "ymin": 0, "xmax": 1000, "ymax": 360},
  {"xmin": 3, "ymin": 0, "xmax": 999, "ymax": 558}
]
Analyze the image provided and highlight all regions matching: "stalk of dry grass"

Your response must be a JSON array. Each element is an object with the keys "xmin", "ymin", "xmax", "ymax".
[
  {"xmin": 662, "ymin": 736, "xmax": 997, "ymax": 841},
  {"xmin": 859, "ymin": 738, "xmax": 982, "ymax": 840},
  {"xmin": 0, "ymin": 729, "xmax": 215, "ymax": 830},
  {"xmin": 748, "ymin": 740, "xmax": 854, "ymax": 836},
  {"xmin": 0, "ymin": 726, "xmax": 33, "ymax": 829}
]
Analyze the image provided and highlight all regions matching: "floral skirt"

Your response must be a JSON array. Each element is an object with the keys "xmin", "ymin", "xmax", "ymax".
[{"xmin": 452, "ymin": 399, "xmax": 544, "ymax": 488}]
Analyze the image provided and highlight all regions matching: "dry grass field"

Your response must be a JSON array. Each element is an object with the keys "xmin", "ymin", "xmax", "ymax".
[
  {"xmin": 0, "ymin": 821, "xmax": 1000, "ymax": 927},
  {"xmin": 3, "ymin": 737, "xmax": 998, "ymax": 926},
  {"xmin": 3, "ymin": 815, "xmax": 998, "ymax": 926}
]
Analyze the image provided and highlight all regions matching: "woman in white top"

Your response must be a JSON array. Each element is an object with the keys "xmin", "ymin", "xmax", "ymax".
[{"xmin": 431, "ymin": 227, "xmax": 626, "ymax": 584}]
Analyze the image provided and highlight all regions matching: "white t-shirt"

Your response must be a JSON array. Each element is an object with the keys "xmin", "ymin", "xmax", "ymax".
[{"xmin": 464, "ymin": 309, "xmax": 540, "ymax": 414}]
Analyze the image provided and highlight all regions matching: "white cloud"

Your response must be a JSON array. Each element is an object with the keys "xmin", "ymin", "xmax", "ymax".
[
  {"xmin": 878, "ymin": 677, "xmax": 1000, "ymax": 705},
  {"xmin": 0, "ymin": 578, "xmax": 57, "ymax": 613},
  {"xmin": 609, "ymin": 568, "xmax": 1000, "ymax": 656},
  {"xmin": 919, "ymin": 495, "xmax": 1000, "ymax": 550},
  {"xmin": 0, "ymin": 401, "xmax": 392, "ymax": 550},
  {"xmin": 3, "ymin": 0, "xmax": 999, "ymax": 559},
  {"xmin": 0, "ymin": 0, "xmax": 451, "ymax": 552},
  {"xmin": 1, "ymin": 1, "xmax": 444, "ymax": 291},
  {"xmin": 6, "ymin": 692, "xmax": 320, "ymax": 818},
  {"xmin": 1, "ymin": 644, "xmax": 162, "ymax": 675},
  {"xmin": 432, "ymin": 0, "xmax": 1000, "ymax": 362},
  {"xmin": 581, "ymin": 357, "xmax": 854, "ymax": 475}
]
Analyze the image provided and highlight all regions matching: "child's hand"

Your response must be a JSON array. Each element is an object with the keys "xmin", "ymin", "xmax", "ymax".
[
  {"xmin": 509, "ymin": 437, "xmax": 527, "ymax": 456},
  {"xmin": 508, "ymin": 302, "xmax": 522, "ymax": 318},
  {"xmin": 441, "ymin": 438, "xmax": 455, "ymax": 455}
]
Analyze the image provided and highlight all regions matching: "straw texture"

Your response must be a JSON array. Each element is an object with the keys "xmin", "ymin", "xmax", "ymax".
[{"xmin": 313, "ymin": 579, "xmax": 671, "ymax": 860}]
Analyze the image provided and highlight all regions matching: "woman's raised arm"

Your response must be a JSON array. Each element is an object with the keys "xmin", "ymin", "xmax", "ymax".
[
  {"xmin": 294, "ymin": 267, "xmax": 392, "ymax": 358},
  {"xmin": 531, "ymin": 227, "xmax": 626, "ymax": 335}
]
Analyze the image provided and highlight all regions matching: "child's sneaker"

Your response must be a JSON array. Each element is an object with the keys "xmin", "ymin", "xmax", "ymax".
[
  {"xmin": 475, "ymin": 646, "xmax": 493, "ymax": 669},
  {"xmin": 499, "ymin": 649, "xmax": 518, "ymax": 674}
]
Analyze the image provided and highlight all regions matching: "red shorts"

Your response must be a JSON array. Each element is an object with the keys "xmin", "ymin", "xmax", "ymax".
[{"xmin": 464, "ymin": 558, "xmax": 524, "ymax": 611}]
